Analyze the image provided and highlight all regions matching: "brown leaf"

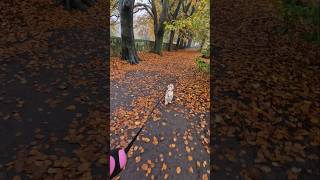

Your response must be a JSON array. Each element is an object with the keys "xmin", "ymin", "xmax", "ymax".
[
  {"xmin": 186, "ymin": 146, "xmax": 191, "ymax": 153},
  {"xmin": 161, "ymin": 163, "xmax": 167, "ymax": 171},
  {"xmin": 176, "ymin": 166, "xmax": 181, "ymax": 174},
  {"xmin": 169, "ymin": 144, "xmax": 176, "ymax": 148},
  {"xmin": 152, "ymin": 136, "xmax": 158, "ymax": 145},
  {"xmin": 202, "ymin": 174, "xmax": 208, "ymax": 180},
  {"xmin": 197, "ymin": 161, "xmax": 201, "ymax": 167},
  {"xmin": 135, "ymin": 156, "xmax": 141, "ymax": 163},
  {"xmin": 65, "ymin": 105, "xmax": 76, "ymax": 111},
  {"xmin": 141, "ymin": 163, "xmax": 148, "ymax": 171},
  {"xmin": 142, "ymin": 137, "xmax": 150, "ymax": 143}
]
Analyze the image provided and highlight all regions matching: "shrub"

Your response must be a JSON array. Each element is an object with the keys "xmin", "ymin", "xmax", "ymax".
[
  {"xmin": 201, "ymin": 47, "xmax": 210, "ymax": 59},
  {"xmin": 196, "ymin": 57, "xmax": 210, "ymax": 73}
]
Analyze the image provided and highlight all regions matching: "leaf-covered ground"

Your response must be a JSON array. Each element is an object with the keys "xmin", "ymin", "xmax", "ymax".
[
  {"xmin": 0, "ymin": 0, "xmax": 108, "ymax": 179},
  {"xmin": 212, "ymin": 0, "xmax": 319, "ymax": 179},
  {"xmin": 110, "ymin": 50, "xmax": 210, "ymax": 179}
]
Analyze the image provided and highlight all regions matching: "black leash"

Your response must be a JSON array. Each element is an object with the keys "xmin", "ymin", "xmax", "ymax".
[
  {"xmin": 125, "ymin": 92, "xmax": 166, "ymax": 153},
  {"xmin": 110, "ymin": 82, "xmax": 174, "ymax": 179}
]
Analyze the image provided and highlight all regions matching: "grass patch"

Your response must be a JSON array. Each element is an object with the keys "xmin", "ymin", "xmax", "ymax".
[
  {"xmin": 201, "ymin": 47, "xmax": 210, "ymax": 58},
  {"xmin": 196, "ymin": 57, "xmax": 210, "ymax": 73}
]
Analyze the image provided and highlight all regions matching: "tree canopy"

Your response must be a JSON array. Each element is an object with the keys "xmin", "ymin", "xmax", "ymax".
[{"xmin": 165, "ymin": 0, "xmax": 209, "ymax": 47}]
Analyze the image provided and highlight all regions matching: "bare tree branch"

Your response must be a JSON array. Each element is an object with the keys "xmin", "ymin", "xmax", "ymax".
[
  {"xmin": 134, "ymin": 3, "xmax": 152, "ymax": 11},
  {"xmin": 110, "ymin": 14, "xmax": 120, "ymax": 25},
  {"xmin": 151, "ymin": 0, "xmax": 158, "ymax": 31},
  {"xmin": 134, "ymin": 3, "xmax": 154, "ymax": 18}
]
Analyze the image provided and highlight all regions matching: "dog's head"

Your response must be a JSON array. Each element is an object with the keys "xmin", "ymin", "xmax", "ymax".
[{"xmin": 167, "ymin": 83, "xmax": 174, "ymax": 91}]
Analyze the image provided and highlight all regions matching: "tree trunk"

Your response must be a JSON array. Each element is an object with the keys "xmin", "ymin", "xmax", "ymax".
[
  {"xmin": 179, "ymin": 39, "xmax": 185, "ymax": 49},
  {"xmin": 168, "ymin": 30, "xmax": 175, "ymax": 51},
  {"xmin": 154, "ymin": 26, "xmax": 165, "ymax": 54},
  {"xmin": 153, "ymin": 0, "xmax": 168, "ymax": 55},
  {"xmin": 175, "ymin": 36, "xmax": 180, "ymax": 50},
  {"xmin": 167, "ymin": 0, "xmax": 182, "ymax": 51},
  {"xmin": 178, "ymin": 39, "xmax": 182, "ymax": 49},
  {"xmin": 120, "ymin": 0, "xmax": 139, "ymax": 64},
  {"xmin": 200, "ymin": 38, "xmax": 206, "ymax": 51},
  {"xmin": 187, "ymin": 38, "xmax": 192, "ymax": 48}
]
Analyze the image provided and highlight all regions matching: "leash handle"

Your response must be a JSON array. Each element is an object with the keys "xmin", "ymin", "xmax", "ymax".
[{"xmin": 110, "ymin": 148, "xmax": 127, "ymax": 179}]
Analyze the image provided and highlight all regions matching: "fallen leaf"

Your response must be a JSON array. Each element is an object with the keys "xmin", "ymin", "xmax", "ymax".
[
  {"xmin": 141, "ymin": 163, "xmax": 148, "ymax": 171},
  {"xmin": 176, "ymin": 166, "xmax": 181, "ymax": 174},
  {"xmin": 135, "ymin": 156, "xmax": 141, "ymax": 163},
  {"xmin": 152, "ymin": 136, "xmax": 158, "ymax": 145},
  {"xmin": 142, "ymin": 137, "xmax": 150, "ymax": 143},
  {"xmin": 65, "ymin": 105, "xmax": 76, "ymax": 111},
  {"xmin": 197, "ymin": 161, "xmax": 201, "ymax": 167},
  {"xmin": 186, "ymin": 146, "xmax": 191, "ymax": 153},
  {"xmin": 169, "ymin": 144, "xmax": 176, "ymax": 148},
  {"xmin": 162, "ymin": 163, "xmax": 167, "ymax": 171},
  {"xmin": 202, "ymin": 173, "xmax": 208, "ymax": 180}
]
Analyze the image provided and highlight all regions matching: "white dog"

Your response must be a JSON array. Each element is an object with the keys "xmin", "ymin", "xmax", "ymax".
[{"xmin": 165, "ymin": 84, "xmax": 174, "ymax": 105}]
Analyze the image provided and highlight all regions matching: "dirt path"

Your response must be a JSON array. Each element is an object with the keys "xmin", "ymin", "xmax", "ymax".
[{"xmin": 110, "ymin": 51, "xmax": 210, "ymax": 179}]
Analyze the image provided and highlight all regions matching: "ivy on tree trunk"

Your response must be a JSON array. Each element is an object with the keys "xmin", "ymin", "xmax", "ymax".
[
  {"xmin": 152, "ymin": 0, "xmax": 168, "ymax": 55},
  {"xmin": 168, "ymin": 30, "xmax": 175, "ymax": 51}
]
